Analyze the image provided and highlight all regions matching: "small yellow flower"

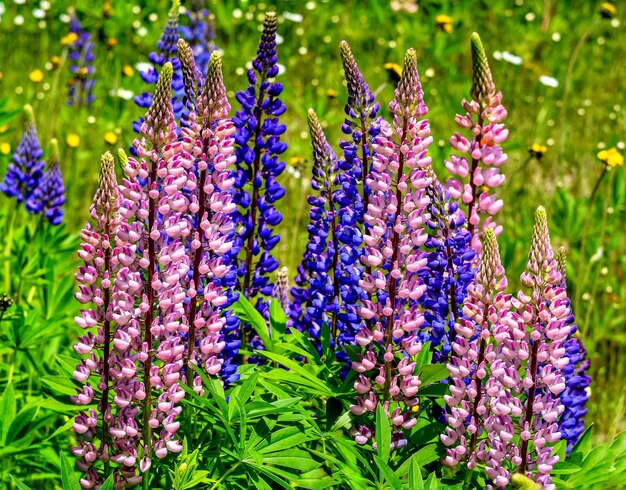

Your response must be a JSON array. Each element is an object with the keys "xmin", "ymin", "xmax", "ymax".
[
  {"xmin": 76, "ymin": 66, "xmax": 89, "ymax": 79},
  {"xmin": 529, "ymin": 143, "xmax": 548, "ymax": 160},
  {"xmin": 107, "ymin": 37, "xmax": 118, "ymax": 48},
  {"xmin": 122, "ymin": 65, "xmax": 135, "ymax": 77},
  {"xmin": 0, "ymin": 142, "xmax": 11, "ymax": 155},
  {"xmin": 50, "ymin": 56, "xmax": 62, "ymax": 69},
  {"xmin": 29, "ymin": 69, "xmax": 44, "ymax": 83},
  {"xmin": 436, "ymin": 14, "xmax": 454, "ymax": 33},
  {"xmin": 104, "ymin": 131, "xmax": 118, "ymax": 145},
  {"xmin": 600, "ymin": 2, "xmax": 617, "ymax": 19},
  {"xmin": 411, "ymin": 404, "xmax": 420, "ymax": 413},
  {"xmin": 384, "ymin": 62, "xmax": 403, "ymax": 84},
  {"xmin": 66, "ymin": 133, "xmax": 80, "ymax": 148},
  {"xmin": 61, "ymin": 32, "xmax": 78, "ymax": 46},
  {"xmin": 597, "ymin": 147, "xmax": 624, "ymax": 168},
  {"xmin": 326, "ymin": 88, "xmax": 338, "ymax": 99},
  {"xmin": 290, "ymin": 156, "xmax": 305, "ymax": 166}
]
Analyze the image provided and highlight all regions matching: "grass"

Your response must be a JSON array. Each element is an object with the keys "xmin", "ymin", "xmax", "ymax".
[{"xmin": 0, "ymin": 0, "xmax": 624, "ymax": 452}]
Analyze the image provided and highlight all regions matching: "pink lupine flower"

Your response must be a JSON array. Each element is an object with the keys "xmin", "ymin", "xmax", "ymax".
[
  {"xmin": 351, "ymin": 48, "xmax": 433, "ymax": 449},
  {"xmin": 445, "ymin": 33, "xmax": 508, "ymax": 252}
]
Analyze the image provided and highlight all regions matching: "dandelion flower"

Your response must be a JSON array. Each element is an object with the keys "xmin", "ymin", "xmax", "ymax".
[
  {"xmin": 529, "ymin": 143, "xmax": 548, "ymax": 160},
  {"xmin": 436, "ymin": 14, "xmax": 454, "ymax": 32},
  {"xmin": 103, "ymin": 131, "xmax": 118, "ymax": 145},
  {"xmin": 597, "ymin": 148, "xmax": 624, "ymax": 168},
  {"xmin": 122, "ymin": 65, "xmax": 134, "ymax": 77},
  {"xmin": 326, "ymin": 88, "xmax": 338, "ymax": 99},
  {"xmin": 29, "ymin": 69, "xmax": 44, "ymax": 83},
  {"xmin": 106, "ymin": 37, "xmax": 118, "ymax": 48},
  {"xmin": 66, "ymin": 133, "xmax": 80, "ymax": 148},
  {"xmin": 384, "ymin": 62, "xmax": 402, "ymax": 83},
  {"xmin": 61, "ymin": 32, "xmax": 78, "ymax": 45},
  {"xmin": 50, "ymin": 56, "xmax": 62, "ymax": 69},
  {"xmin": 0, "ymin": 143, "xmax": 10, "ymax": 155},
  {"xmin": 600, "ymin": 2, "xmax": 617, "ymax": 19}
]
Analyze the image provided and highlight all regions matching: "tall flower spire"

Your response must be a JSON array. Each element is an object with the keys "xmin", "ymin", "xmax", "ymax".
[
  {"xmin": 0, "ymin": 105, "xmax": 44, "ymax": 205},
  {"xmin": 233, "ymin": 11, "xmax": 287, "ymax": 325},
  {"xmin": 445, "ymin": 33, "xmax": 508, "ymax": 252},
  {"xmin": 67, "ymin": 13, "xmax": 96, "ymax": 107},
  {"xmin": 26, "ymin": 138, "xmax": 66, "ymax": 225},
  {"xmin": 350, "ymin": 48, "xmax": 433, "ymax": 449}
]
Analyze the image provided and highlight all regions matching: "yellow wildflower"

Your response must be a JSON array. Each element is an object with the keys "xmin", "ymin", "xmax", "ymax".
[
  {"xmin": 0, "ymin": 143, "xmax": 11, "ymax": 155},
  {"xmin": 600, "ymin": 2, "xmax": 617, "ymax": 19},
  {"xmin": 50, "ymin": 56, "xmax": 62, "ymax": 69},
  {"xmin": 61, "ymin": 32, "xmax": 78, "ymax": 45},
  {"xmin": 436, "ymin": 14, "xmax": 454, "ymax": 33},
  {"xmin": 107, "ymin": 37, "xmax": 118, "ymax": 48},
  {"xmin": 529, "ymin": 143, "xmax": 548, "ymax": 160},
  {"xmin": 104, "ymin": 131, "xmax": 118, "ymax": 145},
  {"xmin": 122, "ymin": 65, "xmax": 135, "ymax": 77},
  {"xmin": 411, "ymin": 404, "xmax": 420, "ymax": 413},
  {"xmin": 76, "ymin": 67, "xmax": 89, "ymax": 79},
  {"xmin": 597, "ymin": 148, "xmax": 624, "ymax": 168},
  {"xmin": 29, "ymin": 69, "xmax": 44, "ymax": 83},
  {"xmin": 384, "ymin": 62, "xmax": 402, "ymax": 84},
  {"xmin": 290, "ymin": 156, "xmax": 305, "ymax": 166},
  {"xmin": 66, "ymin": 133, "xmax": 80, "ymax": 148},
  {"xmin": 326, "ymin": 88, "xmax": 338, "ymax": 99}
]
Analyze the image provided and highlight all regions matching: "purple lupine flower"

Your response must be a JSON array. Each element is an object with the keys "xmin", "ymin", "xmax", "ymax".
[
  {"xmin": 72, "ymin": 151, "xmax": 123, "ymax": 489},
  {"xmin": 179, "ymin": 0, "xmax": 217, "ymax": 77},
  {"xmin": 0, "ymin": 105, "xmax": 44, "ymax": 205},
  {"xmin": 349, "ymin": 49, "xmax": 433, "ymax": 449},
  {"xmin": 178, "ymin": 50, "xmax": 241, "ymax": 386},
  {"xmin": 445, "ymin": 33, "xmax": 508, "ymax": 252},
  {"xmin": 290, "ymin": 109, "xmax": 337, "ymax": 340},
  {"xmin": 26, "ymin": 138, "xmax": 65, "ymax": 225},
  {"xmin": 67, "ymin": 14, "xmax": 96, "ymax": 107},
  {"xmin": 133, "ymin": 0, "xmax": 185, "ymax": 134},
  {"xmin": 233, "ymin": 11, "xmax": 287, "ymax": 324},
  {"xmin": 512, "ymin": 206, "xmax": 572, "ymax": 488},
  {"xmin": 554, "ymin": 248, "xmax": 590, "ymax": 454},
  {"xmin": 441, "ymin": 227, "xmax": 519, "ymax": 487},
  {"xmin": 419, "ymin": 170, "xmax": 475, "ymax": 361}
]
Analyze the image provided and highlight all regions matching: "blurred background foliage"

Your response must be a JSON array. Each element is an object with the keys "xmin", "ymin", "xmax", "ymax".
[{"xmin": 0, "ymin": 0, "xmax": 624, "ymax": 484}]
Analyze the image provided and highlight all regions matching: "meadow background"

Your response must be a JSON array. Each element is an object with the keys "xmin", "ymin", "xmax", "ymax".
[{"xmin": 0, "ymin": 0, "xmax": 624, "ymax": 486}]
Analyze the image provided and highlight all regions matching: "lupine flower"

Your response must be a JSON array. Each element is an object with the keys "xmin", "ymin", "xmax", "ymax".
[
  {"xmin": 442, "ymin": 227, "xmax": 519, "ymax": 487},
  {"xmin": 350, "ymin": 49, "xmax": 433, "ymax": 449},
  {"xmin": 26, "ymin": 138, "xmax": 65, "ymax": 225},
  {"xmin": 67, "ymin": 13, "xmax": 96, "ymax": 106},
  {"xmin": 179, "ymin": 0, "xmax": 217, "ymax": 76},
  {"xmin": 233, "ymin": 11, "xmax": 287, "ymax": 322},
  {"xmin": 72, "ymin": 151, "xmax": 123, "ymax": 489},
  {"xmin": 291, "ymin": 109, "xmax": 338, "ymax": 339},
  {"xmin": 0, "ymin": 105, "xmax": 44, "ymax": 205},
  {"xmin": 445, "ymin": 33, "xmax": 508, "ymax": 252},
  {"xmin": 554, "ymin": 248, "xmax": 590, "ymax": 454},
  {"xmin": 419, "ymin": 171, "xmax": 475, "ymax": 361},
  {"xmin": 133, "ymin": 0, "xmax": 185, "ymax": 134}
]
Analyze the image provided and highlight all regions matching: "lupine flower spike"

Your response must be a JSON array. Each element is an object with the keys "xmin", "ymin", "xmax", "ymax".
[
  {"xmin": 67, "ymin": 13, "xmax": 96, "ymax": 106},
  {"xmin": 1, "ymin": 105, "xmax": 44, "ymax": 205},
  {"xmin": 72, "ymin": 151, "xmax": 123, "ymax": 488},
  {"xmin": 554, "ymin": 248, "xmax": 590, "ymax": 454},
  {"xmin": 445, "ymin": 33, "xmax": 508, "ymax": 252},
  {"xmin": 26, "ymin": 138, "xmax": 66, "ymax": 225},
  {"xmin": 350, "ymin": 48, "xmax": 433, "ymax": 450},
  {"xmin": 233, "ymin": 11, "xmax": 287, "ymax": 324},
  {"xmin": 442, "ymin": 227, "xmax": 518, "ymax": 487},
  {"xmin": 179, "ymin": 0, "xmax": 218, "ymax": 76}
]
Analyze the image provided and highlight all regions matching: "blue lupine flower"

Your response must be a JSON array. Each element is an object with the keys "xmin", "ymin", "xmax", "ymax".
[
  {"xmin": 67, "ymin": 14, "xmax": 96, "ymax": 107},
  {"xmin": 133, "ymin": 0, "xmax": 185, "ymax": 135},
  {"xmin": 0, "ymin": 105, "xmax": 44, "ymax": 205},
  {"xmin": 419, "ymin": 172, "xmax": 475, "ymax": 362},
  {"xmin": 179, "ymin": 0, "xmax": 217, "ymax": 77},
  {"xmin": 555, "ymin": 249, "xmax": 590, "ymax": 454},
  {"xmin": 26, "ymin": 139, "xmax": 65, "ymax": 225},
  {"xmin": 233, "ymin": 11, "xmax": 286, "ymax": 319}
]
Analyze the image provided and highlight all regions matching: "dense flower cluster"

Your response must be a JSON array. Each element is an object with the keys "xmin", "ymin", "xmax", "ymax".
[
  {"xmin": 25, "ymin": 138, "xmax": 66, "ymax": 225},
  {"xmin": 67, "ymin": 14, "xmax": 96, "ymax": 107},
  {"xmin": 445, "ymin": 33, "xmax": 508, "ymax": 252},
  {"xmin": 179, "ymin": 0, "xmax": 217, "ymax": 77},
  {"xmin": 1, "ymin": 105, "xmax": 45, "ymax": 205},
  {"xmin": 233, "ymin": 11, "xmax": 286, "ymax": 319},
  {"xmin": 71, "ymin": 53, "xmax": 240, "ymax": 487},
  {"xmin": 349, "ymin": 48, "xmax": 433, "ymax": 449},
  {"xmin": 442, "ymin": 208, "xmax": 578, "ymax": 488}
]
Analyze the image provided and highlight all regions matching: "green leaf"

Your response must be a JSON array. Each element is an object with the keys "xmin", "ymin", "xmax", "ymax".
[
  {"xmin": 41, "ymin": 376, "xmax": 79, "ymax": 396},
  {"xmin": 0, "ymin": 383, "xmax": 16, "ymax": 445},
  {"xmin": 424, "ymin": 471, "xmax": 439, "ymax": 490},
  {"xmin": 9, "ymin": 475, "xmax": 33, "ymax": 490},
  {"xmin": 414, "ymin": 342, "xmax": 432, "ymax": 371},
  {"xmin": 269, "ymin": 299, "xmax": 287, "ymax": 336},
  {"xmin": 7, "ymin": 404, "xmax": 39, "ymax": 444},
  {"xmin": 569, "ymin": 424, "xmax": 593, "ymax": 459},
  {"xmin": 232, "ymin": 296, "xmax": 271, "ymax": 350},
  {"xmin": 419, "ymin": 365, "xmax": 450, "ymax": 386},
  {"xmin": 408, "ymin": 455, "xmax": 424, "ymax": 490},
  {"xmin": 100, "ymin": 475, "xmax": 115, "ymax": 490},
  {"xmin": 261, "ymin": 449, "xmax": 320, "ymax": 472},
  {"xmin": 373, "ymin": 455, "xmax": 403, "ymax": 489},
  {"xmin": 375, "ymin": 403, "xmax": 391, "ymax": 464},
  {"xmin": 60, "ymin": 451, "xmax": 82, "ymax": 490}
]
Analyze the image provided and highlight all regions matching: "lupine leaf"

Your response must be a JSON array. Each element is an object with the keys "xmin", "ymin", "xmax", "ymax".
[
  {"xmin": 60, "ymin": 451, "xmax": 82, "ymax": 490},
  {"xmin": 373, "ymin": 455, "xmax": 403, "ymax": 489},
  {"xmin": 375, "ymin": 403, "xmax": 391, "ymax": 464},
  {"xmin": 0, "ymin": 383, "xmax": 16, "ymax": 446}
]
